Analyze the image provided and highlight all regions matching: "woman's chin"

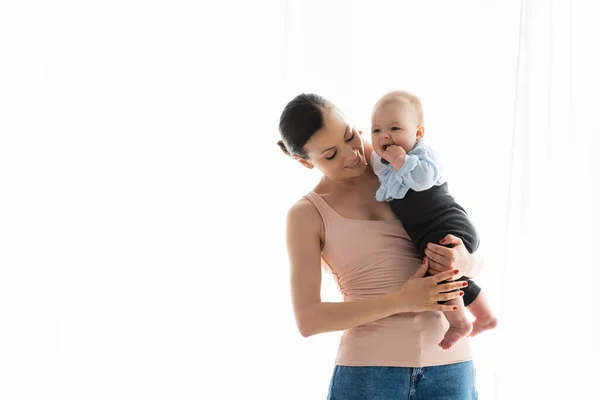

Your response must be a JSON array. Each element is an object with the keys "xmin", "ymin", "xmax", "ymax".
[{"xmin": 347, "ymin": 160, "xmax": 367, "ymax": 176}]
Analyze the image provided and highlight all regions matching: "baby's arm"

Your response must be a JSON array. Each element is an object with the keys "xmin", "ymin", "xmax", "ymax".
[{"xmin": 392, "ymin": 145, "xmax": 441, "ymax": 192}]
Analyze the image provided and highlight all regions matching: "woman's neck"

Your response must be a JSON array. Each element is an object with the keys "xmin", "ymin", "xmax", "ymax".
[{"xmin": 315, "ymin": 165, "xmax": 379, "ymax": 194}]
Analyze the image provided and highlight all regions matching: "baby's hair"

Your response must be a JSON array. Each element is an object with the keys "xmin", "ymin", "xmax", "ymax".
[{"xmin": 373, "ymin": 90, "xmax": 424, "ymax": 125}]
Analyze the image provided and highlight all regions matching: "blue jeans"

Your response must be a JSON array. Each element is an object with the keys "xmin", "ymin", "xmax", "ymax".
[{"xmin": 327, "ymin": 360, "xmax": 477, "ymax": 400}]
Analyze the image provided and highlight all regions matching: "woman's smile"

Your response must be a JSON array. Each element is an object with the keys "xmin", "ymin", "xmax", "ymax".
[{"xmin": 345, "ymin": 153, "xmax": 361, "ymax": 168}]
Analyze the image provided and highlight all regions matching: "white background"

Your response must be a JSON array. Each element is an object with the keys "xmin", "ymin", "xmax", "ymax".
[{"xmin": 1, "ymin": 1, "xmax": 598, "ymax": 399}]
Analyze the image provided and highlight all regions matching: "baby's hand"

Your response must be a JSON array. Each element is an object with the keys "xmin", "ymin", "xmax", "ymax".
[{"xmin": 382, "ymin": 145, "xmax": 406, "ymax": 170}]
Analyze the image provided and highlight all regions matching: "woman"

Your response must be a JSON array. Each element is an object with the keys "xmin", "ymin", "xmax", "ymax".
[{"xmin": 278, "ymin": 93, "xmax": 482, "ymax": 399}]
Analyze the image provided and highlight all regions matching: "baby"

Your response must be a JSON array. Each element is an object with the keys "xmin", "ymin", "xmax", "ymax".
[{"xmin": 370, "ymin": 91, "xmax": 497, "ymax": 349}]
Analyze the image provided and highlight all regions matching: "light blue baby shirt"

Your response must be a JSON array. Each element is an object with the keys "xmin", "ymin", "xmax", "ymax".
[{"xmin": 371, "ymin": 139, "xmax": 446, "ymax": 202}]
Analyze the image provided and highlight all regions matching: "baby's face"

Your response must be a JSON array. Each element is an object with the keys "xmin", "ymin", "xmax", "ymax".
[{"xmin": 371, "ymin": 99, "xmax": 423, "ymax": 158}]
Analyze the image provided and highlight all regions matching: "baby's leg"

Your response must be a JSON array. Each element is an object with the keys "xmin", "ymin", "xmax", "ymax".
[
  {"xmin": 439, "ymin": 298, "xmax": 473, "ymax": 350},
  {"xmin": 439, "ymin": 297, "xmax": 473, "ymax": 350},
  {"xmin": 466, "ymin": 291, "xmax": 498, "ymax": 337}
]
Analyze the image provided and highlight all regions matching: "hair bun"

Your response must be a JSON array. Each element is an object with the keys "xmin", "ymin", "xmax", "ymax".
[{"xmin": 277, "ymin": 140, "xmax": 291, "ymax": 156}]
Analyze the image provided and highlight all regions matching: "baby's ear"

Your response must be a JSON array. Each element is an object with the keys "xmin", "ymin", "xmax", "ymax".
[
  {"xmin": 358, "ymin": 130, "xmax": 363, "ymax": 135},
  {"xmin": 416, "ymin": 125, "xmax": 425, "ymax": 139}
]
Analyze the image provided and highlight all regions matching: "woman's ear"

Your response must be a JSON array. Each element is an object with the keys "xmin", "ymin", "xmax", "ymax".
[{"xmin": 295, "ymin": 157, "xmax": 314, "ymax": 169}]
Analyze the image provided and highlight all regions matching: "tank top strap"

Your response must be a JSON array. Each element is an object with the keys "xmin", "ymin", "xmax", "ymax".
[
  {"xmin": 303, "ymin": 190, "xmax": 336, "ymax": 215},
  {"xmin": 303, "ymin": 191, "xmax": 341, "ymax": 239}
]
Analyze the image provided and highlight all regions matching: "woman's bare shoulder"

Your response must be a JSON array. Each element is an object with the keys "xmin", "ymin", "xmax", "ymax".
[
  {"xmin": 287, "ymin": 196, "xmax": 321, "ymax": 227},
  {"xmin": 285, "ymin": 196, "xmax": 326, "ymax": 251}
]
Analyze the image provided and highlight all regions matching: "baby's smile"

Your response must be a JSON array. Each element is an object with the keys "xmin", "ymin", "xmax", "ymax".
[{"xmin": 379, "ymin": 137, "xmax": 396, "ymax": 152}]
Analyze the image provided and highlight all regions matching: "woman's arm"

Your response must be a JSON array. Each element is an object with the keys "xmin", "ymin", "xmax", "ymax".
[{"xmin": 287, "ymin": 199, "xmax": 466, "ymax": 337}]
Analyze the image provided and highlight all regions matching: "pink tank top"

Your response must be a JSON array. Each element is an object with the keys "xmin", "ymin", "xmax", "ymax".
[{"xmin": 304, "ymin": 191, "xmax": 472, "ymax": 367}]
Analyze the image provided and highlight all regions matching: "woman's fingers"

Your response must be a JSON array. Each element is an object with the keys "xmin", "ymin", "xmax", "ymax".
[
  {"xmin": 424, "ymin": 248, "xmax": 449, "ymax": 266},
  {"xmin": 438, "ymin": 303, "xmax": 460, "ymax": 312},
  {"xmin": 426, "ymin": 243, "xmax": 454, "ymax": 258},
  {"xmin": 433, "ymin": 268, "xmax": 461, "ymax": 283},
  {"xmin": 440, "ymin": 234, "xmax": 463, "ymax": 246},
  {"xmin": 437, "ymin": 281, "xmax": 467, "ymax": 293},
  {"xmin": 426, "ymin": 258, "xmax": 449, "ymax": 274},
  {"xmin": 410, "ymin": 257, "xmax": 429, "ymax": 279},
  {"xmin": 436, "ymin": 291, "xmax": 464, "ymax": 302}
]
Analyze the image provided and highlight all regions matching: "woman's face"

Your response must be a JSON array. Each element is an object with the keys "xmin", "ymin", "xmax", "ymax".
[{"xmin": 300, "ymin": 108, "xmax": 367, "ymax": 180}]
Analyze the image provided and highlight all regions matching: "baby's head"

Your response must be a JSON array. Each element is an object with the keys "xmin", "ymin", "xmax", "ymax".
[{"xmin": 371, "ymin": 91, "xmax": 425, "ymax": 158}]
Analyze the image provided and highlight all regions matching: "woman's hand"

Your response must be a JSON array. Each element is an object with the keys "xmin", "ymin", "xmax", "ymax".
[
  {"xmin": 392, "ymin": 258, "xmax": 467, "ymax": 313},
  {"xmin": 424, "ymin": 234, "xmax": 477, "ymax": 278}
]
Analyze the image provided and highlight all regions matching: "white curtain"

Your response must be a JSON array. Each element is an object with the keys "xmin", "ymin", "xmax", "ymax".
[
  {"xmin": 498, "ymin": 1, "xmax": 599, "ymax": 398},
  {"xmin": 0, "ymin": 1, "xmax": 597, "ymax": 399}
]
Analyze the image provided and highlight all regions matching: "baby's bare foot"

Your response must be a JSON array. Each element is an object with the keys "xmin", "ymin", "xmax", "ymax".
[
  {"xmin": 439, "ymin": 320, "xmax": 473, "ymax": 350},
  {"xmin": 469, "ymin": 316, "xmax": 498, "ymax": 337}
]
